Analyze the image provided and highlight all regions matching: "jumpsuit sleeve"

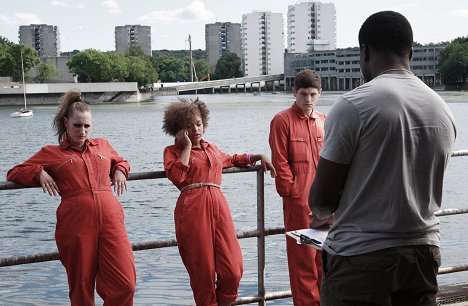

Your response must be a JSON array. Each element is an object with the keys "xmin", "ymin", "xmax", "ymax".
[
  {"xmin": 106, "ymin": 139, "xmax": 131, "ymax": 179},
  {"xmin": 212, "ymin": 144, "xmax": 251, "ymax": 168},
  {"xmin": 164, "ymin": 146, "xmax": 189, "ymax": 187},
  {"xmin": 269, "ymin": 115, "xmax": 294, "ymax": 197},
  {"xmin": 6, "ymin": 148, "xmax": 49, "ymax": 186}
]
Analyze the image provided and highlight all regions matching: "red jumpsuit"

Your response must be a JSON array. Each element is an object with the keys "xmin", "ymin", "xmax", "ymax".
[
  {"xmin": 269, "ymin": 103, "xmax": 326, "ymax": 306},
  {"xmin": 164, "ymin": 140, "xmax": 251, "ymax": 306},
  {"xmin": 7, "ymin": 137, "xmax": 136, "ymax": 306}
]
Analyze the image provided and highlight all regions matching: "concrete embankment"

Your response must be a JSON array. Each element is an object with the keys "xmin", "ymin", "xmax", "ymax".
[{"xmin": 0, "ymin": 82, "xmax": 141, "ymax": 106}]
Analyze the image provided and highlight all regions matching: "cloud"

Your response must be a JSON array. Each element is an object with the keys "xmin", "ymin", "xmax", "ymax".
[
  {"xmin": 51, "ymin": 0, "xmax": 66, "ymax": 7},
  {"xmin": 450, "ymin": 9, "xmax": 468, "ymax": 18},
  {"xmin": 0, "ymin": 12, "xmax": 41, "ymax": 27},
  {"xmin": 101, "ymin": 0, "xmax": 121, "ymax": 14},
  {"xmin": 139, "ymin": 0, "xmax": 214, "ymax": 24},
  {"xmin": 51, "ymin": 0, "xmax": 85, "ymax": 9}
]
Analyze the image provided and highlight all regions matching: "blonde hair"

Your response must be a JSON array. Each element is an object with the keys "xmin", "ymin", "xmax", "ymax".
[{"xmin": 52, "ymin": 90, "xmax": 91, "ymax": 143}]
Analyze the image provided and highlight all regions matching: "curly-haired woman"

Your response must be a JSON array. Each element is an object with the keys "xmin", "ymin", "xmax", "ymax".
[{"xmin": 162, "ymin": 98, "xmax": 276, "ymax": 306}]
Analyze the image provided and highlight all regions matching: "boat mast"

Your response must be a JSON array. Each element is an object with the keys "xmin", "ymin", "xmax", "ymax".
[{"xmin": 20, "ymin": 50, "xmax": 27, "ymax": 109}]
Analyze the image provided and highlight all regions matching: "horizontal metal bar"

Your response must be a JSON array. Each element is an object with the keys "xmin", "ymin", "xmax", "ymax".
[
  {"xmin": 452, "ymin": 150, "xmax": 468, "ymax": 157},
  {"xmin": 233, "ymin": 290, "xmax": 292, "ymax": 304},
  {"xmin": 0, "ymin": 227, "xmax": 286, "ymax": 267},
  {"xmin": 438, "ymin": 264, "xmax": 468, "ymax": 275},
  {"xmin": 435, "ymin": 208, "xmax": 468, "ymax": 216},
  {"xmin": 0, "ymin": 166, "xmax": 262, "ymax": 191}
]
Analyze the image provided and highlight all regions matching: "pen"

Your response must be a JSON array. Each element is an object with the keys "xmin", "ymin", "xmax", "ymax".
[{"xmin": 291, "ymin": 231, "xmax": 322, "ymax": 245}]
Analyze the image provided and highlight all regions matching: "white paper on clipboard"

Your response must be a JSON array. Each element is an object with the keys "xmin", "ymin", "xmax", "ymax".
[{"xmin": 286, "ymin": 226, "xmax": 330, "ymax": 250}]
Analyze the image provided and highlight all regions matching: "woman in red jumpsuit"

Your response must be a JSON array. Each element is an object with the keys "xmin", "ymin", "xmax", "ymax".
[
  {"xmin": 7, "ymin": 90, "xmax": 136, "ymax": 306},
  {"xmin": 163, "ymin": 98, "xmax": 276, "ymax": 306}
]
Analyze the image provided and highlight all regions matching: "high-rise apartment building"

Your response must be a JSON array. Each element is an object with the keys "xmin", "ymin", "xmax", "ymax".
[
  {"xmin": 115, "ymin": 25, "xmax": 151, "ymax": 56},
  {"xmin": 242, "ymin": 12, "xmax": 284, "ymax": 76},
  {"xmin": 287, "ymin": 2, "xmax": 336, "ymax": 52},
  {"xmin": 19, "ymin": 24, "xmax": 60, "ymax": 57},
  {"xmin": 205, "ymin": 22, "xmax": 241, "ymax": 67}
]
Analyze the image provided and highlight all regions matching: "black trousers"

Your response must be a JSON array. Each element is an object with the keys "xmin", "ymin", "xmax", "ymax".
[{"xmin": 321, "ymin": 245, "xmax": 441, "ymax": 306}]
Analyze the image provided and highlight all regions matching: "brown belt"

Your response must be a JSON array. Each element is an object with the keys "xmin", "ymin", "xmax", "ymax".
[{"xmin": 180, "ymin": 182, "xmax": 221, "ymax": 193}]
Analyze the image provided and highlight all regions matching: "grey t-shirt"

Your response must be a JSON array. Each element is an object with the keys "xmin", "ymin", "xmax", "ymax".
[{"xmin": 320, "ymin": 74, "xmax": 457, "ymax": 256}]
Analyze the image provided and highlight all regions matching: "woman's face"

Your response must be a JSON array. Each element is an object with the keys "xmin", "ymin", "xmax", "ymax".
[
  {"xmin": 187, "ymin": 114, "xmax": 204, "ymax": 147},
  {"xmin": 64, "ymin": 110, "xmax": 92, "ymax": 150}
]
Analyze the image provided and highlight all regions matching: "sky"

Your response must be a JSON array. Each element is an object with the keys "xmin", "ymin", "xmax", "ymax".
[{"xmin": 0, "ymin": 0, "xmax": 467, "ymax": 52}]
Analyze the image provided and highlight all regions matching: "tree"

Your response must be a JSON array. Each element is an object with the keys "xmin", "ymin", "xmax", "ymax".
[
  {"xmin": 438, "ymin": 37, "xmax": 468, "ymax": 88},
  {"xmin": 154, "ymin": 56, "xmax": 188, "ymax": 82},
  {"xmin": 35, "ymin": 63, "xmax": 57, "ymax": 83},
  {"xmin": 125, "ymin": 54, "xmax": 158, "ymax": 88},
  {"xmin": 194, "ymin": 59, "xmax": 209, "ymax": 80},
  {"xmin": 213, "ymin": 52, "xmax": 242, "ymax": 79},
  {"xmin": 105, "ymin": 51, "xmax": 128, "ymax": 81},
  {"xmin": 0, "ymin": 43, "xmax": 39, "ymax": 81},
  {"xmin": 67, "ymin": 49, "xmax": 116, "ymax": 82}
]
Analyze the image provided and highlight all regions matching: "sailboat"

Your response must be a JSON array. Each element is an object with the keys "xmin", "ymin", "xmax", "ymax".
[{"xmin": 10, "ymin": 50, "xmax": 33, "ymax": 118}]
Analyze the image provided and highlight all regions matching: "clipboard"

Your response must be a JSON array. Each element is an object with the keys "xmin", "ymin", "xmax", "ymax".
[{"xmin": 286, "ymin": 226, "xmax": 330, "ymax": 250}]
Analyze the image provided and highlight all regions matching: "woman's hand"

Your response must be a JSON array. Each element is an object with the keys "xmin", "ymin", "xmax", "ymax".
[
  {"xmin": 38, "ymin": 170, "xmax": 60, "ymax": 196},
  {"xmin": 252, "ymin": 154, "xmax": 277, "ymax": 178},
  {"xmin": 175, "ymin": 129, "xmax": 191, "ymax": 149},
  {"xmin": 112, "ymin": 169, "xmax": 127, "ymax": 196}
]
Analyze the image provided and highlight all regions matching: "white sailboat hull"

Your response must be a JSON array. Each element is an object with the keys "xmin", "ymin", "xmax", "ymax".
[{"xmin": 10, "ymin": 109, "xmax": 33, "ymax": 117}]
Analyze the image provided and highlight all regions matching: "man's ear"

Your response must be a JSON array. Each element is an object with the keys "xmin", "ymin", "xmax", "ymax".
[
  {"xmin": 360, "ymin": 44, "xmax": 370, "ymax": 62},
  {"xmin": 409, "ymin": 48, "xmax": 413, "ymax": 61}
]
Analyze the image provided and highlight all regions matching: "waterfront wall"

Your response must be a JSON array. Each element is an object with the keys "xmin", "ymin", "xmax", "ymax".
[{"xmin": 0, "ymin": 82, "xmax": 139, "ymax": 106}]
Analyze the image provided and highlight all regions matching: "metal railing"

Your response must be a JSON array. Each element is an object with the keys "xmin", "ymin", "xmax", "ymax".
[{"xmin": 1, "ymin": 150, "xmax": 468, "ymax": 305}]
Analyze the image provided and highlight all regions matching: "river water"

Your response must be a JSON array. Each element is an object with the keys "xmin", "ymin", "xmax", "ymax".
[{"xmin": 1, "ymin": 91, "xmax": 468, "ymax": 305}]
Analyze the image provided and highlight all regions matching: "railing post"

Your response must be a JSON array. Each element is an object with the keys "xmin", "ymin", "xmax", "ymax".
[{"xmin": 257, "ymin": 169, "xmax": 266, "ymax": 305}]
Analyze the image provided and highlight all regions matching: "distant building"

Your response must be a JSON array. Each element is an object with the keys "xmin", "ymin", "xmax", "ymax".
[
  {"xmin": 19, "ymin": 24, "xmax": 60, "ymax": 57},
  {"xmin": 115, "ymin": 25, "xmax": 151, "ymax": 56},
  {"xmin": 284, "ymin": 45, "xmax": 445, "ymax": 91},
  {"xmin": 29, "ymin": 56, "xmax": 74, "ymax": 83},
  {"xmin": 242, "ymin": 11, "xmax": 284, "ymax": 76},
  {"xmin": 205, "ymin": 22, "xmax": 241, "ymax": 67},
  {"xmin": 287, "ymin": 2, "xmax": 336, "ymax": 52}
]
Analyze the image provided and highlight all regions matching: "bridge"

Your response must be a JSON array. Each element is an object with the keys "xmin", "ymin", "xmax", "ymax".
[{"xmin": 153, "ymin": 74, "xmax": 284, "ymax": 95}]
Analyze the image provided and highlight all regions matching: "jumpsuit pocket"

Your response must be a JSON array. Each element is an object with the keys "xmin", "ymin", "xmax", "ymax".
[
  {"xmin": 55, "ymin": 157, "xmax": 75, "ymax": 172},
  {"xmin": 94, "ymin": 153, "xmax": 112, "ymax": 181},
  {"xmin": 289, "ymin": 138, "xmax": 309, "ymax": 162},
  {"xmin": 174, "ymin": 199, "xmax": 188, "ymax": 225}
]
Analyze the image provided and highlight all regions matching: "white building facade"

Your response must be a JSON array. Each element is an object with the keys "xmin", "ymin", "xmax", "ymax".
[
  {"xmin": 287, "ymin": 2, "xmax": 336, "ymax": 52},
  {"xmin": 241, "ymin": 12, "xmax": 284, "ymax": 76}
]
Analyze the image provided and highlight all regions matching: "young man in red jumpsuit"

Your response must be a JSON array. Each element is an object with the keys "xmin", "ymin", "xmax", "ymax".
[
  {"xmin": 269, "ymin": 69, "xmax": 326, "ymax": 305},
  {"xmin": 7, "ymin": 90, "xmax": 136, "ymax": 305}
]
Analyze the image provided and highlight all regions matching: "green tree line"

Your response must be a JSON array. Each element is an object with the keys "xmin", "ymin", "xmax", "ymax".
[
  {"xmin": 438, "ymin": 36, "xmax": 468, "ymax": 88},
  {"xmin": 5, "ymin": 35, "xmax": 463, "ymax": 88}
]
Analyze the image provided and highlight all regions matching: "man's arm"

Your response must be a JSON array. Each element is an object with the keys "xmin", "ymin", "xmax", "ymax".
[{"xmin": 309, "ymin": 157, "xmax": 349, "ymax": 226}]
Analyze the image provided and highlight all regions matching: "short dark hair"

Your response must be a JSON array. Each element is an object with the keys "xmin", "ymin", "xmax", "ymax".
[
  {"xmin": 358, "ymin": 11, "xmax": 413, "ymax": 56},
  {"xmin": 294, "ymin": 69, "xmax": 321, "ymax": 90}
]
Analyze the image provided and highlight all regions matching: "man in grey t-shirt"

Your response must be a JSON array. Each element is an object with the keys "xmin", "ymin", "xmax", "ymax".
[{"xmin": 309, "ymin": 11, "xmax": 457, "ymax": 305}]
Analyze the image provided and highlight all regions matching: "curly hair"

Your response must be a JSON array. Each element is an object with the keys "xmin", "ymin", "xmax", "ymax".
[{"xmin": 162, "ymin": 97, "xmax": 210, "ymax": 137}]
